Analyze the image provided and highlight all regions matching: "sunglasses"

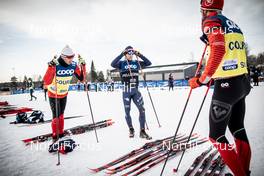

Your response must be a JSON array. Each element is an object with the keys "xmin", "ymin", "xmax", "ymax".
[
  {"xmin": 66, "ymin": 56, "xmax": 74, "ymax": 59},
  {"xmin": 127, "ymin": 50, "xmax": 134, "ymax": 55}
]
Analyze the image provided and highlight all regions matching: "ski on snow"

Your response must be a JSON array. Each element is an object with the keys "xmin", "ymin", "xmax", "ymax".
[
  {"xmin": 11, "ymin": 115, "xmax": 85, "ymax": 126},
  {"xmin": 22, "ymin": 119, "xmax": 113, "ymax": 145},
  {"xmin": 194, "ymin": 149, "xmax": 218, "ymax": 176},
  {"xmin": 180, "ymin": 147, "xmax": 212, "ymax": 176},
  {"xmin": 204, "ymin": 155, "xmax": 221, "ymax": 176},
  {"xmin": 105, "ymin": 135, "xmax": 198, "ymax": 175},
  {"xmin": 129, "ymin": 138, "xmax": 208, "ymax": 176},
  {"xmin": 0, "ymin": 107, "xmax": 33, "ymax": 118},
  {"xmin": 89, "ymin": 134, "xmax": 185, "ymax": 173},
  {"xmin": 212, "ymin": 156, "xmax": 226, "ymax": 176}
]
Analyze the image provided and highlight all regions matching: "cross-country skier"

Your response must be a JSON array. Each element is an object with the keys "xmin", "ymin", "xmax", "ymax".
[
  {"xmin": 28, "ymin": 78, "xmax": 37, "ymax": 101},
  {"xmin": 111, "ymin": 46, "xmax": 152, "ymax": 140},
  {"xmin": 168, "ymin": 73, "xmax": 174, "ymax": 91},
  {"xmin": 189, "ymin": 0, "xmax": 251, "ymax": 175},
  {"xmin": 43, "ymin": 45, "xmax": 86, "ymax": 141}
]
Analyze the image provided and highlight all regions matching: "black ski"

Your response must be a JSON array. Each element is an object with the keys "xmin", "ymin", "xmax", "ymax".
[
  {"xmin": 204, "ymin": 155, "xmax": 221, "ymax": 176},
  {"xmin": 212, "ymin": 156, "xmax": 225, "ymax": 176},
  {"xmin": 22, "ymin": 119, "xmax": 113, "ymax": 145},
  {"xmin": 194, "ymin": 150, "xmax": 218, "ymax": 176},
  {"xmin": 181, "ymin": 147, "xmax": 212, "ymax": 176}
]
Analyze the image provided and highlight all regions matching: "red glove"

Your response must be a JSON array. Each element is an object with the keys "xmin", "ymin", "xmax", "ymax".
[{"xmin": 189, "ymin": 77, "xmax": 202, "ymax": 89}]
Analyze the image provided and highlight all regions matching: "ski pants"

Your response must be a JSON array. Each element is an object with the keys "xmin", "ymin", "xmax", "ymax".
[
  {"xmin": 122, "ymin": 88, "xmax": 146, "ymax": 129},
  {"xmin": 209, "ymin": 74, "xmax": 251, "ymax": 143},
  {"xmin": 49, "ymin": 96, "xmax": 67, "ymax": 136},
  {"xmin": 49, "ymin": 96, "xmax": 67, "ymax": 118},
  {"xmin": 209, "ymin": 74, "xmax": 252, "ymax": 175}
]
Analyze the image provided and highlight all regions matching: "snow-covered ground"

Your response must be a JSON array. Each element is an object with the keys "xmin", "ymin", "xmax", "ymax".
[{"xmin": 0, "ymin": 84, "xmax": 263, "ymax": 176}]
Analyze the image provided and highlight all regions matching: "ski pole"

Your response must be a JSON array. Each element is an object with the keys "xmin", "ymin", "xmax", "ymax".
[
  {"xmin": 54, "ymin": 65, "xmax": 61, "ymax": 166},
  {"xmin": 135, "ymin": 54, "xmax": 162, "ymax": 128},
  {"xmin": 160, "ymin": 44, "xmax": 208, "ymax": 175},
  {"xmin": 174, "ymin": 80, "xmax": 212, "ymax": 173},
  {"xmin": 125, "ymin": 59, "xmax": 150, "ymax": 130},
  {"xmin": 85, "ymin": 82, "xmax": 99, "ymax": 143}
]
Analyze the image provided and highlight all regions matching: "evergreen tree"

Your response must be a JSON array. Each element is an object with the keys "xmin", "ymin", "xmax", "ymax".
[
  {"xmin": 97, "ymin": 71, "xmax": 105, "ymax": 82},
  {"xmin": 90, "ymin": 60, "xmax": 98, "ymax": 82}
]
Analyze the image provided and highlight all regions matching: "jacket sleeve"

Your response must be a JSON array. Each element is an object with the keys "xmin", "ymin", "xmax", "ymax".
[
  {"xmin": 111, "ymin": 53, "xmax": 123, "ymax": 69},
  {"xmin": 138, "ymin": 54, "xmax": 152, "ymax": 69},
  {"xmin": 74, "ymin": 64, "xmax": 86, "ymax": 82},
  {"xmin": 199, "ymin": 19, "xmax": 226, "ymax": 84},
  {"xmin": 43, "ymin": 66, "xmax": 56, "ymax": 85}
]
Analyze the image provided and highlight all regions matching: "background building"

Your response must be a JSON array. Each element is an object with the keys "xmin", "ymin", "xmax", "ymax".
[{"xmin": 109, "ymin": 62, "xmax": 199, "ymax": 81}]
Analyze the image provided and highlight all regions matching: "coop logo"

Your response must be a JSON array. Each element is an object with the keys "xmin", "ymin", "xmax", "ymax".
[
  {"xmin": 229, "ymin": 41, "xmax": 245, "ymax": 51},
  {"xmin": 57, "ymin": 69, "xmax": 74, "ymax": 75},
  {"xmin": 125, "ymin": 64, "xmax": 137, "ymax": 70},
  {"xmin": 204, "ymin": 0, "xmax": 214, "ymax": 6}
]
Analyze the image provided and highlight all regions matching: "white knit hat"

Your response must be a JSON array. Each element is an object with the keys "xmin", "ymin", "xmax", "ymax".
[{"xmin": 61, "ymin": 45, "xmax": 75, "ymax": 57}]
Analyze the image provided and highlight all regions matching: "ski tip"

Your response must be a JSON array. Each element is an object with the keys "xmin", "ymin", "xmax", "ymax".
[
  {"xmin": 88, "ymin": 168, "xmax": 99, "ymax": 173},
  {"xmin": 105, "ymin": 171, "xmax": 115, "ymax": 175},
  {"xmin": 22, "ymin": 139, "xmax": 32, "ymax": 143}
]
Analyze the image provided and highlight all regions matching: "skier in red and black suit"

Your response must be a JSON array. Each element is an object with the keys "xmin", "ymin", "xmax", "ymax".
[
  {"xmin": 43, "ymin": 45, "xmax": 86, "ymax": 141},
  {"xmin": 189, "ymin": 0, "xmax": 251, "ymax": 175}
]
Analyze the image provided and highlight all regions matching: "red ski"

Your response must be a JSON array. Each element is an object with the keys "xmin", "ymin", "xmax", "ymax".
[
  {"xmin": 0, "ymin": 101, "xmax": 8, "ymax": 106},
  {"xmin": 0, "ymin": 107, "xmax": 33, "ymax": 118}
]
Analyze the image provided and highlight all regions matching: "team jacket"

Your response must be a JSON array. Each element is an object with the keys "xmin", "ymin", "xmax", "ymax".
[
  {"xmin": 111, "ymin": 53, "xmax": 152, "ymax": 88},
  {"xmin": 199, "ymin": 12, "xmax": 248, "ymax": 83},
  {"xmin": 43, "ymin": 57, "xmax": 86, "ymax": 98}
]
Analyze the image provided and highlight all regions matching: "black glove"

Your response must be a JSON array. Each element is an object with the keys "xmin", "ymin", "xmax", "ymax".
[
  {"xmin": 48, "ymin": 57, "xmax": 59, "ymax": 66},
  {"xmin": 134, "ymin": 50, "xmax": 141, "ymax": 57},
  {"xmin": 200, "ymin": 34, "xmax": 209, "ymax": 45},
  {"xmin": 78, "ymin": 56, "xmax": 86, "ymax": 65}
]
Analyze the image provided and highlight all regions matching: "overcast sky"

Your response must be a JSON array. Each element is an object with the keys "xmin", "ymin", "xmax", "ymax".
[{"xmin": 0, "ymin": 0, "xmax": 263, "ymax": 82}]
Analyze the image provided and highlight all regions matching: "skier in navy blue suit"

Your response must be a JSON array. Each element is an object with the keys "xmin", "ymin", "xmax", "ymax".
[{"xmin": 111, "ymin": 46, "xmax": 152, "ymax": 140}]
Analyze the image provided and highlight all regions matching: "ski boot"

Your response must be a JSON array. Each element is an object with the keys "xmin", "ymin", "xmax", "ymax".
[
  {"xmin": 129, "ymin": 127, "xmax": 135, "ymax": 138},
  {"xmin": 140, "ymin": 129, "xmax": 152, "ymax": 140}
]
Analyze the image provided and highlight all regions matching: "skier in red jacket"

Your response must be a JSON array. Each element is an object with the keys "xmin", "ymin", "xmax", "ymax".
[
  {"xmin": 189, "ymin": 0, "xmax": 251, "ymax": 175},
  {"xmin": 43, "ymin": 45, "xmax": 86, "ymax": 141}
]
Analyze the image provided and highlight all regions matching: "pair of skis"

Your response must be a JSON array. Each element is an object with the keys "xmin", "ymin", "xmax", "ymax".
[
  {"xmin": 22, "ymin": 119, "xmax": 114, "ymax": 145},
  {"xmin": 182, "ymin": 148, "xmax": 226, "ymax": 176},
  {"xmin": 10, "ymin": 115, "xmax": 85, "ymax": 126},
  {"xmin": 122, "ymin": 138, "xmax": 207, "ymax": 176},
  {"xmin": 90, "ymin": 134, "xmax": 207, "ymax": 175},
  {"xmin": 89, "ymin": 135, "xmax": 182, "ymax": 173}
]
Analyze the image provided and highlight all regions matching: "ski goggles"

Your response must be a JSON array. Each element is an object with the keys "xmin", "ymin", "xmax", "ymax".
[{"xmin": 126, "ymin": 50, "xmax": 134, "ymax": 55}]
